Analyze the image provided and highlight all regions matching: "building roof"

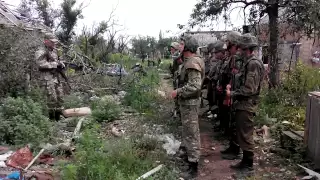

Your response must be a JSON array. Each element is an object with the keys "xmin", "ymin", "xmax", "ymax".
[{"xmin": 0, "ymin": 1, "xmax": 50, "ymax": 32}]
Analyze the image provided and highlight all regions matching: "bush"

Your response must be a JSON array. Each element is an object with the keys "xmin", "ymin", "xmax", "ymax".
[
  {"xmin": 61, "ymin": 127, "xmax": 177, "ymax": 180},
  {"xmin": 63, "ymin": 93, "xmax": 86, "ymax": 109},
  {"xmin": 0, "ymin": 97, "xmax": 52, "ymax": 146},
  {"xmin": 90, "ymin": 98, "xmax": 121, "ymax": 123},
  {"xmin": 256, "ymin": 61, "xmax": 320, "ymax": 129},
  {"xmin": 124, "ymin": 70, "xmax": 160, "ymax": 113}
]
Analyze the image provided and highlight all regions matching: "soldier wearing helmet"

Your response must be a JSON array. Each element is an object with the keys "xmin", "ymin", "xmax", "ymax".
[
  {"xmin": 35, "ymin": 32, "xmax": 65, "ymax": 121},
  {"xmin": 227, "ymin": 33, "xmax": 264, "ymax": 173},
  {"xmin": 170, "ymin": 41, "xmax": 183, "ymax": 118},
  {"xmin": 203, "ymin": 42, "xmax": 220, "ymax": 117},
  {"xmin": 220, "ymin": 31, "xmax": 244, "ymax": 160},
  {"xmin": 171, "ymin": 34, "xmax": 204, "ymax": 179}
]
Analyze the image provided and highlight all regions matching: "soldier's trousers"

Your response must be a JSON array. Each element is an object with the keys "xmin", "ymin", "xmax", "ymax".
[
  {"xmin": 180, "ymin": 104, "xmax": 201, "ymax": 162},
  {"xmin": 42, "ymin": 80, "xmax": 64, "ymax": 109},
  {"xmin": 235, "ymin": 110, "xmax": 254, "ymax": 152},
  {"xmin": 207, "ymin": 81, "xmax": 214, "ymax": 107}
]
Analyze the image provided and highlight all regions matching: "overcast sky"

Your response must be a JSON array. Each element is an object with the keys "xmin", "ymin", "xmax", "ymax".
[{"xmin": 3, "ymin": 0, "xmax": 246, "ymax": 38}]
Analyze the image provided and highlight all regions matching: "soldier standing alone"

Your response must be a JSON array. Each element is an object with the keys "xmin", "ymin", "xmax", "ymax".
[
  {"xmin": 35, "ymin": 33, "xmax": 65, "ymax": 121},
  {"xmin": 171, "ymin": 35, "xmax": 204, "ymax": 179},
  {"xmin": 227, "ymin": 34, "xmax": 264, "ymax": 173}
]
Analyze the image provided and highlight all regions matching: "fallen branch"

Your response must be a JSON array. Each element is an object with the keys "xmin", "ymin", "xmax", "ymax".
[
  {"xmin": 24, "ymin": 149, "xmax": 45, "ymax": 171},
  {"xmin": 136, "ymin": 164, "xmax": 164, "ymax": 180}
]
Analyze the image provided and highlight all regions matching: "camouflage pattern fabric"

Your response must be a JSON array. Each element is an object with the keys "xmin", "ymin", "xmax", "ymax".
[
  {"xmin": 35, "ymin": 47, "xmax": 64, "ymax": 109},
  {"xmin": 232, "ymin": 55, "xmax": 264, "ymax": 113},
  {"xmin": 176, "ymin": 55, "xmax": 204, "ymax": 162},
  {"xmin": 180, "ymin": 104, "xmax": 201, "ymax": 162}
]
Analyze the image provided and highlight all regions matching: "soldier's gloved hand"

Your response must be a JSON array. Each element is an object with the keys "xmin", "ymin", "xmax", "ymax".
[
  {"xmin": 58, "ymin": 62, "xmax": 65, "ymax": 69},
  {"xmin": 171, "ymin": 90, "xmax": 178, "ymax": 99}
]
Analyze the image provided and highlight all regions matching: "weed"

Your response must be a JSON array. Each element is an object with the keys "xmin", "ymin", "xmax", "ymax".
[
  {"xmin": 90, "ymin": 98, "xmax": 121, "ymax": 123},
  {"xmin": 0, "ymin": 97, "xmax": 52, "ymax": 146},
  {"xmin": 61, "ymin": 127, "xmax": 177, "ymax": 180}
]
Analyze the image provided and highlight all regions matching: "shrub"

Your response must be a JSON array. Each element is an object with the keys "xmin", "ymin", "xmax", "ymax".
[
  {"xmin": 61, "ymin": 127, "xmax": 177, "ymax": 180},
  {"xmin": 63, "ymin": 93, "xmax": 86, "ymax": 109},
  {"xmin": 256, "ymin": 61, "xmax": 320, "ymax": 129},
  {"xmin": 0, "ymin": 97, "xmax": 52, "ymax": 146},
  {"xmin": 90, "ymin": 98, "xmax": 121, "ymax": 123},
  {"xmin": 124, "ymin": 70, "xmax": 160, "ymax": 113}
]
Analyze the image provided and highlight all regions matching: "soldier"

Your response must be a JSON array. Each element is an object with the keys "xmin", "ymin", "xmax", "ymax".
[
  {"xmin": 204, "ymin": 42, "xmax": 219, "ymax": 117},
  {"xmin": 227, "ymin": 34, "xmax": 264, "ymax": 172},
  {"xmin": 220, "ymin": 31, "xmax": 244, "ymax": 160},
  {"xmin": 171, "ymin": 35, "xmax": 204, "ymax": 179},
  {"xmin": 35, "ymin": 33, "xmax": 65, "ymax": 121},
  {"xmin": 212, "ymin": 40, "xmax": 229, "ymax": 132},
  {"xmin": 170, "ymin": 42, "xmax": 183, "ymax": 118}
]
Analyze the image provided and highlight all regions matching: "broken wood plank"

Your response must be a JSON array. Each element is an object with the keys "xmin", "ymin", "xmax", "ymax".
[
  {"xmin": 24, "ymin": 148, "xmax": 45, "ymax": 171},
  {"xmin": 62, "ymin": 107, "xmax": 91, "ymax": 118},
  {"xmin": 136, "ymin": 164, "xmax": 164, "ymax": 180}
]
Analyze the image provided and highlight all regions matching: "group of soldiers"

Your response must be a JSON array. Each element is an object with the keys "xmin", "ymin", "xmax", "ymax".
[{"xmin": 169, "ymin": 31, "xmax": 264, "ymax": 179}]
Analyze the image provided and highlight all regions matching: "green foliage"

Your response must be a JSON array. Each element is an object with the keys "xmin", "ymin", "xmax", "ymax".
[
  {"xmin": 0, "ymin": 97, "xmax": 52, "ymax": 146},
  {"xmin": 256, "ymin": 61, "xmax": 320, "ymax": 129},
  {"xmin": 63, "ymin": 93, "xmax": 86, "ymax": 109},
  {"xmin": 159, "ymin": 59, "xmax": 172, "ymax": 72},
  {"xmin": 61, "ymin": 127, "xmax": 177, "ymax": 180},
  {"xmin": 107, "ymin": 53, "xmax": 138, "ymax": 68},
  {"xmin": 90, "ymin": 98, "xmax": 121, "ymax": 123},
  {"xmin": 124, "ymin": 69, "xmax": 161, "ymax": 113}
]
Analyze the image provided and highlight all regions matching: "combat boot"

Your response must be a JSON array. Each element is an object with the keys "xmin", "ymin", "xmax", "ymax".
[
  {"xmin": 230, "ymin": 150, "xmax": 254, "ymax": 173},
  {"xmin": 221, "ymin": 143, "xmax": 241, "ymax": 160},
  {"xmin": 180, "ymin": 161, "xmax": 198, "ymax": 179}
]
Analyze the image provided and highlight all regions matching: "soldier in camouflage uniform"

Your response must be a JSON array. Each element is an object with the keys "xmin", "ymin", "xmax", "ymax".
[
  {"xmin": 35, "ymin": 33, "xmax": 65, "ymax": 121},
  {"xmin": 171, "ymin": 35, "xmax": 204, "ymax": 179},
  {"xmin": 227, "ymin": 34, "xmax": 264, "ymax": 172},
  {"xmin": 204, "ymin": 42, "xmax": 219, "ymax": 117},
  {"xmin": 212, "ymin": 40, "xmax": 229, "ymax": 132},
  {"xmin": 221, "ymin": 31, "xmax": 244, "ymax": 160},
  {"xmin": 170, "ymin": 42, "xmax": 183, "ymax": 118}
]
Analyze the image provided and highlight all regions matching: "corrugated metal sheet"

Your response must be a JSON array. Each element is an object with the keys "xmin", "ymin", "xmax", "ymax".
[{"xmin": 305, "ymin": 92, "xmax": 320, "ymax": 169}]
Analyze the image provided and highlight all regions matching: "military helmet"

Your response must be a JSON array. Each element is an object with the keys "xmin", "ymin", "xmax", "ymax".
[
  {"xmin": 170, "ymin": 42, "xmax": 180, "ymax": 50},
  {"xmin": 44, "ymin": 32, "xmax": 59, "ymax": 43},
  {"xmin": 207, "ymin": 42, "xmax": 216, "ymax": 53},
  {"xmin": 239, "ymin": 33, "xmax": 258, "ymax": 49},
  {"xmin": 213, "ymin": 40, "xmax": 227, "ymax": 53},
  {"xmin": 226, "ymin": 31, "xmax": 242, "ymax": 45},
  {"xmin": 182, "ymin": 35, "xmax": 199, "ymax": 53}
]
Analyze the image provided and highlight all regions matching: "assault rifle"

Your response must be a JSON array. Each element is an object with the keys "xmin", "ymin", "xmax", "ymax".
[{"xmin": 44, "ymin": 50, "xmax": 72, "ymax": 90}]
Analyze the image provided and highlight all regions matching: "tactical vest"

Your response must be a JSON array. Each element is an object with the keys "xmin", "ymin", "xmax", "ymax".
[
  {"xmin": 237, "ymin": 56, "xmax": 264, "ymax": 99},
  {"xmin": 179, "ymin": 55, "xmax": 205, "ymax": 93}
]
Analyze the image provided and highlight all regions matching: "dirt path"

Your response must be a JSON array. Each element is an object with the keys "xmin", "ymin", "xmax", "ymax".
[{"xmin": 197, "ymin": 114, "xmax": 235, "ymax": 180}]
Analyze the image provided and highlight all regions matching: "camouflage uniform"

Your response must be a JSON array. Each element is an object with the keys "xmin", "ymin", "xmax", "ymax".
[
  {"xmin": 171, "ymin": 42, "xmax": 183, "ymax": 117},
  {"xmin": 219, "ymin": 32, "xmax": 244, "ymax": 160},
  {"xmin": 35, "ymin": 33, "xmax": 64, "ymax": 112},
  {"xmin": 176, "ymin": 35, "xmax": 204, "ymax": 179},
  {"xmin": 230, "ymin": 34, "xmax": 264, "ymax": 171}
]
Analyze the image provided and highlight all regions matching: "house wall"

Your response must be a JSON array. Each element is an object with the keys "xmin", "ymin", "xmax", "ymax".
[{"xmin": 257, "ymin": 23, "xmax": 320, "ymax": 69}]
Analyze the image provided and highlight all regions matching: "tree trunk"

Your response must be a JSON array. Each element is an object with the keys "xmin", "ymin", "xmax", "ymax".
[{"xmin": 267, "ymin": 1, "xmax": 279, "ymax": 88}]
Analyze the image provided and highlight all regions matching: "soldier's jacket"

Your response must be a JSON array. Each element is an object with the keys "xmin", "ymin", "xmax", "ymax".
[
  {"xmin": 227, "ymin": 54, "xmax": 243, "ymax": 91},
  {"xmin": 211, "ymin": 59, "xmax": 223, "ymax": 82},
  {"xmin": 177, "ymin": 55, "xmax": 205, "ymax": 105},
  {"xmin": 35, "ymin": 47, "xmax": 59, "ymax": 83},
  {"xmin": 232, "ymin": 55, "xmax": 264, "ymax": 113}
]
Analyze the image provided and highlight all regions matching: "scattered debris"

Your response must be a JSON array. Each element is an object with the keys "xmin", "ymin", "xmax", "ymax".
[
  {"xmin": 6, "ymin": 146, "xmax": 33, "ymax": 169},
  {"xmin": 111, "ymin": 124, "xmax": 125, "ymax": 137},
  {"xmin": 24, "ymin": 148, "xmax": 45, "ymax": 171},
  {"xmin": 256, "ymin": 125, "xmax": 272, "ymax": 143},
  {"xmin": 157, "ymin": 90, "xmax": 166, "ymax": 98},
  {"xmin": 136, "ymin": 164, "xmax": 164, "ymax": 180},
  {"xmin": 161, "ymin": 134, "xmax": 181, "ymax": 155},
  {"xmin": 298, "ymin": 165, "xmax": 320, "ymax": 180}
]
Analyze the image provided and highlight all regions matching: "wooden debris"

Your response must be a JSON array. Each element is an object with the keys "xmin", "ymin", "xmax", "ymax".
[
  {"xmin": 24, "ymin": 149, "xmax": 45, "ymax": 171},
  {"xmin": 298, "ymin": 164, "xmax": 320, "ymax": 180},
  {"xmin": 136, "ymin": 164, "xmax": 164, "ymax": 180},
  {"xmin": 62, "ymin": 107, "xmax": 91, "ymax": 118},
  {"xmin": 280, "ymin": 130, "xmax": 304, "ymax": 149}
]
